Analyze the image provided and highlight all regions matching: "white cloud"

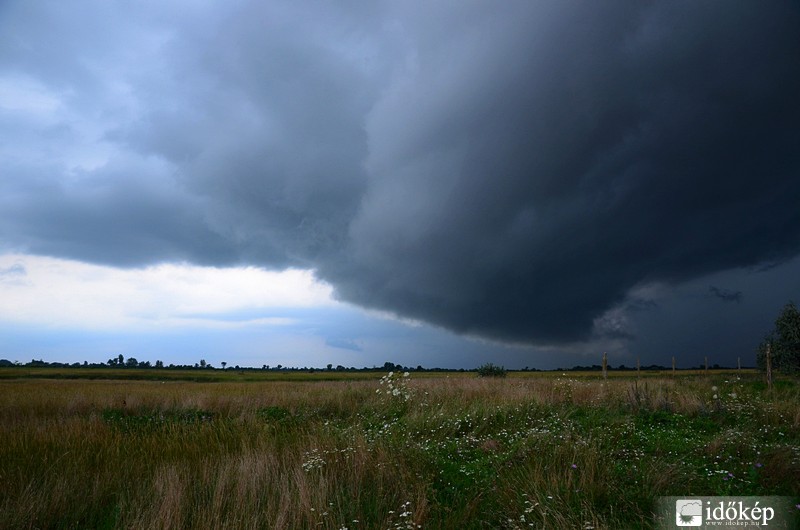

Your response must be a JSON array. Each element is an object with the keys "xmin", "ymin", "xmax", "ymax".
[
  {"xmin": 0, "ymin": 253, "xmax": 335, "ymax": 330},
  {"xmin": 0, "ymin": 74, "xmax": 63, "ymax": 115}
]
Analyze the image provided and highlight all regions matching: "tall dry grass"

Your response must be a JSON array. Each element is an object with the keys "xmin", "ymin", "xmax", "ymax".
[{"xmin": 0, "ymin": 373, "xmax": 797, "ymax": 529}]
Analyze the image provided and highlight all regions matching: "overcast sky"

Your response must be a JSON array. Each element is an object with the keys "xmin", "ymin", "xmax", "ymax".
[{"xmin": 1, "ymin": 1, "xmax": 799, "ymax": 369}]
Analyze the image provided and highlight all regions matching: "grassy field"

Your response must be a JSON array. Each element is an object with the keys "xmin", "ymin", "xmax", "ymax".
[
  {"xmin": 0, "ymin": 367, "xmax": 392, "ymax": 383},
  {"xmin": 0, "ymin": 370, "xmax": 798, "ymax": 529}
]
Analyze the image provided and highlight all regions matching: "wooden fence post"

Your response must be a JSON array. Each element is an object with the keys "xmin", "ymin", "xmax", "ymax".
[{"xmin": 766, "ymin": 343, "xmax": 773, "ymax": 389}]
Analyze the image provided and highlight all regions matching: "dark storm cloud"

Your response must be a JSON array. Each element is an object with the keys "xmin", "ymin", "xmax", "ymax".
[
  {"xmin": 325, "ymin": 338, "xmax": 363, "ymax": 353},
  {"xmin": 1, "ymin": 0, "xmax": 386, "ymax": 268},
  {"xmin": 2, "ymin": 1, "xmax": 799, "ymax": 347},
  {"xmin": 709, "ymin": 286, "xmax": 742, "ymax": 304},
  {"xmin": 113, "ymin": 1, "xmax": 384, "ymax": 267},
  {"xmin": 327, "ymin": 1, "xmax": 800, "ymax": 344}
]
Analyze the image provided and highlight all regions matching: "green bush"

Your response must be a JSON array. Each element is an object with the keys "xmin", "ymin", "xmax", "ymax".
[
  {"xmin": 476, "ymin": 363, "xmax": 507, "ymax": 378},
  {"xmin": 757, "ymin": 301, "xmax": 800, "ymax": 374}
]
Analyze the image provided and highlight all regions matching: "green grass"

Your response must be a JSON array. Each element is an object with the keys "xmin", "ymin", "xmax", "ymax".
[
  {"xmin": 0, "ymin": 366, "xmax": 401, "ymax": 382},
  {"xmin": 0, "ymin": 366, "xmax": 760, "ymax": 383},
  {"xmin": 0, "ymin": 372, "xmax": 797, "ymax": 529}
]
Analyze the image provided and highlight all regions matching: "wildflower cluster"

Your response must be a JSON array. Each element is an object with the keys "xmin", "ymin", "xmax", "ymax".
[
  {"xmin": 301, "ymin": 448, "xmax": 326, "ymax": 472},
  {"xmin": 710, "ymin": 380, "xmax": 744, "ymax": 413},
  {"xmin": 505, "ymin": 494, "xmax": 538, "ymax": 528},
  {"xmin": 301, "ymin": 445, "xmax": 358, "ymax": 472},
  {"xmin": 711, "ymin": 385, "xmax": 723, "ymax": 412},
  {"xmin": 376, "ymin": 371, "xmax": 412, "ymax": 402},
  {"xmin": 387, "ymin": 501, "xmax": 420, "ymax": 529}
]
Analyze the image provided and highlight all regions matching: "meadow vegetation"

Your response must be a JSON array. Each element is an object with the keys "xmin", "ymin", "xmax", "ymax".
[{"xmin": 0, "ymin": 370, "xmax": 798, "ymax": 529}]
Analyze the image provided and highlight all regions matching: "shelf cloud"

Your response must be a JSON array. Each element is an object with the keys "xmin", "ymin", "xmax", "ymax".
[{"xmin": 1, "ymin": 1, "xmax": 799, "ymax": 350}]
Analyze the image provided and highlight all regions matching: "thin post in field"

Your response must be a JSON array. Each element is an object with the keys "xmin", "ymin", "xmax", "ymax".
[
  {"xmin": 602, "ymin": 352, "xmax": 608, "ymax": 380},
  {"xmin": 766, "ymin": 342, "xmax": 773, "ymax": 389}
]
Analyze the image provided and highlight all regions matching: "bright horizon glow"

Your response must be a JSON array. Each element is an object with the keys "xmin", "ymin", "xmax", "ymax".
[{"xmin": 0, "ymin": 253, "xmax": 337, "ymax": 330}]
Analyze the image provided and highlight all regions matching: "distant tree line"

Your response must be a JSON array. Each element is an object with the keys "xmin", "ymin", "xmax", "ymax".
[
  {"xmin": 0, "ymin": 356, "xmax": 750, "ymax": 373},
  {"xmin": 0, "ymin": 358, "xmax": 480, "ymax": 372}
]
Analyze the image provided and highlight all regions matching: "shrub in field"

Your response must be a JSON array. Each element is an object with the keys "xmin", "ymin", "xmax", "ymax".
[
  {"xmin": 477, "ymin": 363, "xmax": 507, "ymax": 378},
  {"xmin": 757, "ymin": 301, "xmax": 800, "ymax": 374}
]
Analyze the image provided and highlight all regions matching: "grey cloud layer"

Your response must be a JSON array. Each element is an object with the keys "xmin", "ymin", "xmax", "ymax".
[{"xmin": 2, "ymin": 1, "xmax": 799, "ymax": 346}]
